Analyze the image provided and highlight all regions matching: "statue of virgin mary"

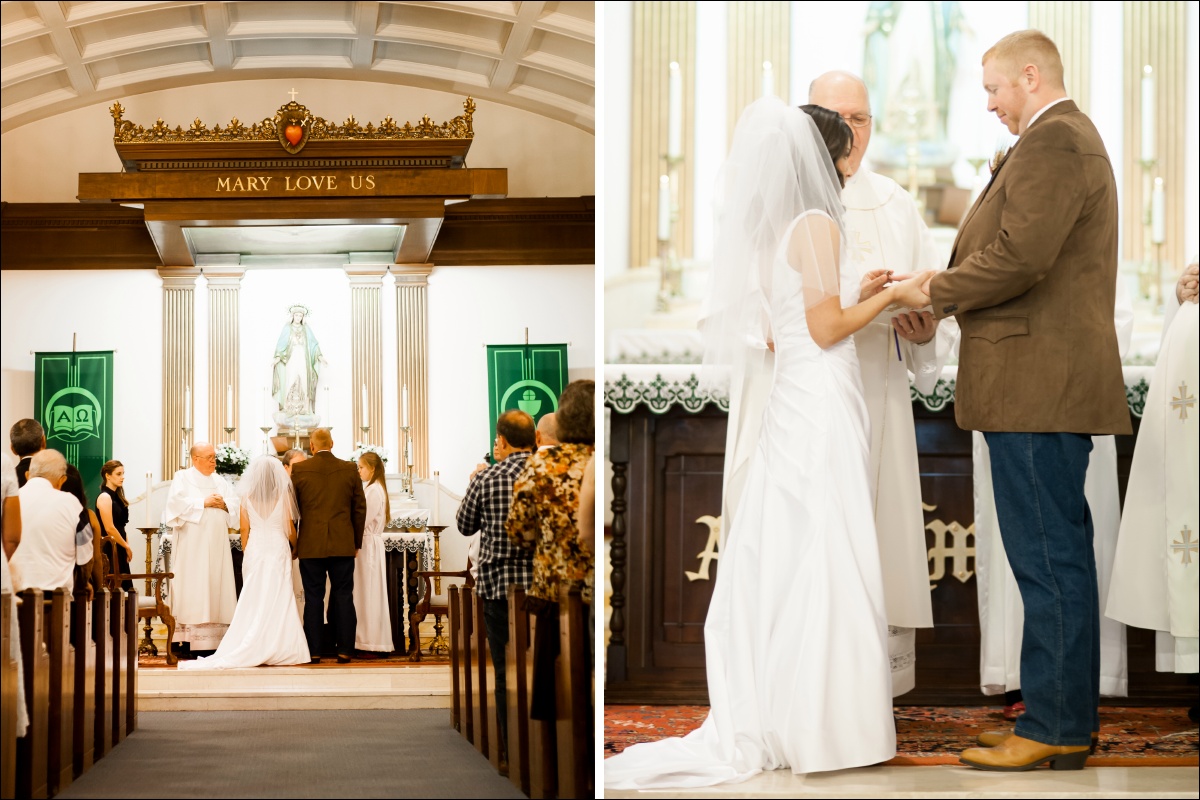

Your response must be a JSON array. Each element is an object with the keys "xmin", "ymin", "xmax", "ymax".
[{"xmin": 272, "ymin": 304, "xmax": 324, "ymax": 427}]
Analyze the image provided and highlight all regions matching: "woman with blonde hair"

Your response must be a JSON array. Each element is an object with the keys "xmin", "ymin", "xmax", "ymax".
[{"xmin": 354, "ymin": 451, "xmax": 394, "ymax": 654}]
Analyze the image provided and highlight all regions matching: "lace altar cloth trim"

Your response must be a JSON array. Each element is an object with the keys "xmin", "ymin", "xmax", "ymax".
[{"xmin": 605, "ymin": 364, "xmax": 1153, "ymax": 417}]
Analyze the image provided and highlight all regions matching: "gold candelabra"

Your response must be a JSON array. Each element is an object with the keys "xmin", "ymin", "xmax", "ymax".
[
  {"xmin": 137, "ymin": 526, "xmax": 158, "ymax": 656},
  {"xmin": 656, "ymin": 155, "xmax": 684, "ymax": 312},
  {"xmin": 426, "ymin": 524, "xmax": 449, "ymax": 656}
]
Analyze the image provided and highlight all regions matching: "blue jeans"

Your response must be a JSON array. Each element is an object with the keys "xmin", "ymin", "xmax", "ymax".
[
  {"xmin": 482, "ymin": 599, "xmax": 509, "ymax": 745},
  {"xmin": 984, "ymin": 431, "xmax": 1098, "ymax": 746}
]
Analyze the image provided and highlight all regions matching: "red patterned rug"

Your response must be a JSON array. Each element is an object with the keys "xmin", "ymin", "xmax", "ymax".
[
  {"xmin": 605, "ymin": 705, "xmax": 1199, "ymax": 766},
  {"xmin": 139, "ymin": 651, "xmax": 449, "ymax": 669}
]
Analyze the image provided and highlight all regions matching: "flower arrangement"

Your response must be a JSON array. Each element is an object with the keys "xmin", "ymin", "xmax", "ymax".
[
  {"xmin": 215, "ymin": 442, "xmax": 252, "ymax": 476},
  {"xmin": 353, "ymin": 443, "xmax": 389, "ymax": 464}
]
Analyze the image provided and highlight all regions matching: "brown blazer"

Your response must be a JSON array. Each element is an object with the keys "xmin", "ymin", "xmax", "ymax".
[
  {"xmin": 291, "ymin": 450, "xmax": 367, "ymax": 558},
  {"xmin": 930, "ymin": 100, "xmax": 1130, "ymax": 435}
]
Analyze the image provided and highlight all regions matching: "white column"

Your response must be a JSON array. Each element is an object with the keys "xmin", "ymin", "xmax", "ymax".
[
  {"xmin": 158, "ymin": 268, "xmax": 200, "ymax": 477},
  {"xmin": 345, "ymin": 263, "xmax": 388, "ymax": 447},
  {"xmin": 204, "ymin": 266, "xmax": 244, "ymax": 445},
  {"xmin": 394, "ymin": 264, "xmax": 434, "ymax": 478}
]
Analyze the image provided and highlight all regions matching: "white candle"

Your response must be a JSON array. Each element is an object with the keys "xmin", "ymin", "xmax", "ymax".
[
  {"xmin": 761, "ymin": 60, "xmax": 774, "ymax": 98},
  {"xmin": 667, "ymin": 61, "xmax": 682, "ymax": 159},
  {"xmin": 433, "ymin": 471, "xmax": 440, "ymax": 525},
  {"xmin": 226, "ymin": 384, "xmax": 233, "ymax": 422},
  {"xmin": 183, "ymin": 385, "xmax": 191, "ymax": 428},
  {"xmin": 658, "ymin": 175, "xmax": 671, "ymax": 241},
  {"xmin": 1141, "ymin": 65, "xmax": 1155, "ymax": 162},
  {"xmin": 1151, "ymin": 177, "xmax": 1165, "ymax": 244},
  {"xmin": 361, "ymin": 384, "xmax": 368, "ymax": 424},
  {"xmin": 145, "ymin": 471, "xmax": 153, "ymax": 526},
  {"xmin": 402, "ymin": 385, "xmax": 409, "ymax": 427},
  {"xmin": 181, "ymin": 437, "xmax": 187, "ymax": 465},
  {"xmin": 407, "ymin": 439, "xmax": 414, "ymax": 467}
]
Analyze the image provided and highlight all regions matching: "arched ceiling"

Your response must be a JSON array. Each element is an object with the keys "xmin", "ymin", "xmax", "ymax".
[{"xmin": 0, "ymin": 1, "xmax": 595, "ymax": 135}]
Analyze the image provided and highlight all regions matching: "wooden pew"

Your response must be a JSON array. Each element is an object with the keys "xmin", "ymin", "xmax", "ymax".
[
  {"xmin": 124, "ymin": 591, "xmax": 137, "ymax": 735},
  {"xmin": 448, "ymin": 586, "xmax": 462, "ymax": 732},
  {"xmin": 471, "ymin": 589, "xmax": 489, "ymax": 759},
  {"xmin": 2, "ymin": 591, "xmax": 17, "ymax": 800},
  {"xmin": 15, "ymin": 590, "xmax": 48, "ymax": 800},
  {"xmin": 92, "ymin": 589, "xmax": 112, "ymax": 761},
  {"xmin": 44, "ymin": 591, "xmax": 74, "ymax": 797},
  {"xmin": 71, "ymin": 592, "xmax": 95, "ymax": 778},
  {"xmin": 457, "ymin": 586, "xmax": 474, "ymax": 745},
  {"xmin": 555, "ymin": 590, "xmax": 592, "ymax": 799},
  {"xmin": 527, "ymin": 608, "xmax": 557, "ymax": 800},
  {"xmin": 109, "ymin": 589, "xmax": 127, "ymax": 745},
  {"xmin": 505, "ymin": 586, "xmax": 532, "ymax": 797}
]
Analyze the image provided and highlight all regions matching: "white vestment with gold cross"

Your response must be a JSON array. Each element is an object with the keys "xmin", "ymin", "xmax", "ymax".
[{"xmin": 1107, "ymin": 297, "xmax": 1199, "ymax": 673}]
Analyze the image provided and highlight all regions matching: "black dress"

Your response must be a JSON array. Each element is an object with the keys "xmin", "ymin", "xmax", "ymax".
[{"xmin": 98, "ymin": 485, "xmax": 134, "ymax": 591}]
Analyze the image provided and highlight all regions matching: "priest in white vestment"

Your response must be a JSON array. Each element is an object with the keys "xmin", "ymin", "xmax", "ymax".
[
  {"xmin": 974, "ymin": 283, "xmax": 1135, "ymax": 705},
  {"xmin": 1107, "ymin": 262, "xmax": 1199, "ymax": 674},
  {"xmin": 162, "ymin": 442, "xmax": 239, "ymax": 652}
]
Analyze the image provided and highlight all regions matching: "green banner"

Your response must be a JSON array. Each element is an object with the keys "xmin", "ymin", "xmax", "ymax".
[
  {"xmin": 486, "ymin": 344, "xmax": 569, "ymax": 459},
  {"xmin": 34, "ymin": 351, "xmax": 114, "ymax": 500}
]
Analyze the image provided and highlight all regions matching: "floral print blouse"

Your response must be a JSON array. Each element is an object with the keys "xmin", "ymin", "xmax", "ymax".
[{"xmin": 506, "ymin": 443, "xmax": 594, "ymax": 604}]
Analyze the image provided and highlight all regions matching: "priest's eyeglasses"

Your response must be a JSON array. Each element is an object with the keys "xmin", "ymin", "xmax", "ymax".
[{"xmin": 841, "ymin": 114, "xmax": 873, "ymax": 128}]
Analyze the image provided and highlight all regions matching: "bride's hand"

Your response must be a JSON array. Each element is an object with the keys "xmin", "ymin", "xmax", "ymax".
[
  {"xmin": 858, "ymin": 269, "xmax": 892, "ymax": 302},
  {"xmin": 892, "ymin": 270, "xmax": 935, "ymax": 308}
]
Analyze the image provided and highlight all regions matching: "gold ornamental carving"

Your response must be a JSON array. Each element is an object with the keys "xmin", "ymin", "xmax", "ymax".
[
  {"xmin": 924, "ymin": 502, "xmax": 975, "ymax": 590},
  {"xmin": 109, "ymin": 97, "xmax": 476, "ymax": 148}
]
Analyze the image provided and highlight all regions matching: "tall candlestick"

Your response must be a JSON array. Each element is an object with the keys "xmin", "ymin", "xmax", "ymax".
[
  {"xmin": 433, "ymin": 471, "xmax": 440, "ymax": 525},
  {"xmin": 181, "ymin": 437, "xmax": 187, "ymax": 466},
  {"xmin": 761, "ymin": 60, "xmax": 774, "ymax": 98},
  {"xmin": 226, "ymin": 384, "xmax": 233, "ymax": 421},
  {"xmin": 184, "ymin": 385, "xmax": 191, "ymax": 428},
  {"xmin": 402, "ymin": 385, "xmax": 409, "ymax": 427},
  {"xmin": 361, "ymin": 384, "xmax": 368, "ymax": 424},
  {"xmin": 1141, "ymin": 65, "xmax": 1155, "ymax": 162},
  {"xmin": 1151, "ymin": 177, "xmax": 1165, "ymax": 244},
  {"xmin": 667, "ymin": 61, "xmax": 682, "ymax": 159},
  {"xmin": 407, "ymin": 438, "xmax": 414, "ymax": 467},
  {"xmin": 145, "ymin": 471, "xmax": 153, "ymax": 526},
  {"xmin": 657, "ymin": 175, "xmax": 671, "ymax": 241}
]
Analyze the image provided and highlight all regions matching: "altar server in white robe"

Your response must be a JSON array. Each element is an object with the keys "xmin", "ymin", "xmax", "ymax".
[
  {"xmin": 162, "ymin": 442, "xmax": 239, "ymax": 651},
  {"xmin": 974, "ymin": 283, "xmax": 1135, "ymax": 704},
  {"xmin": 1107, "ymin": 261, "xmax": 1199, "ymax": 675},
  {"xmin": 353, "ymin": 452, "xmax": 393, "ymax": 653},
  {"xmin": 809, "ymin": 71, "xmax": 953, "ymax": 694}
]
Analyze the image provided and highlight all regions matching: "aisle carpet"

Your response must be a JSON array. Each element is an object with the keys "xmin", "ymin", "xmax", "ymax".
[
  {"xmin": 604, "ymin": 705, "xmax": 1200, "ymax": 766},
  {"xmin": 139, "ymin": 651, "xmax": 449, "ymax": 668}
]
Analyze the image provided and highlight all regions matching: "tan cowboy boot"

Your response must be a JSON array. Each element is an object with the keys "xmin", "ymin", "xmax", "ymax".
[
  {"xmin": 960, "ymin": 734, "xmax": 1089, "ymax": 771},
  {"xmin": 976, "ymin": 729, "xmax": 1099, "ymax": 754}
]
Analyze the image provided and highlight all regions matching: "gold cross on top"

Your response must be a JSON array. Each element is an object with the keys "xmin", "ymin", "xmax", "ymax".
[
  {"xmin": 1172, "ymin": 526, "xmax": 1197, "ymax": 566},
  {"xmin": 288, "ymin": 88, "xmax": 299, "ymax": 102},
  {"xmin": 1171, "ymin": 381, "xmax": 1196, "ymax": 421}
]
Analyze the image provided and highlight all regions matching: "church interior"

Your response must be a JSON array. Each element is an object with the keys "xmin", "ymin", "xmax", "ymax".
[
  {"xmin": 2, "ymin": 1, "xmax": 593, "ymax": 798},
  {"xmin": 601, "ymin": 1, "xmax": 1198, "ymax": 798}
]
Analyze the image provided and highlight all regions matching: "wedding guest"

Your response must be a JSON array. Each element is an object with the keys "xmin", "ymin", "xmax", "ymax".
[
  {"xmin": 282, "ymin": 449, "xmax": 307, "ymax": 475},
  {"xmin": 10, "ymin": 450, "xmax": 85, "ymax": 592},
  {"xmin": 96, "ymin": 459, "xmax": 135, "ymax": 591},
  {"xmin": 457, "ymin": 409, "xmax": 535, "ymax": 773},
  {"xmin": 2, "ymin": 466, "xmax": 19, "ymax": 560},
  {"xmin": 353, "ymin": 452, "xmax": 393, "ymax": 655},
  {"xmin": 535, "ymin": 413, "xmax": 559, "ymax": 451},
  {"xmin": 0, "ymin": 466, "xmax": 26, "ymax": 738},
  {"xmin": 507, "ymin": 380, "xmax": 595, "ymax": 725},
  {"xmin": 9, "ymin": 418, "xmax": 45, "ymax": 488},
  {"xmin": 60, "ymin": 465, "xmax": 100, "ymax": 599}
]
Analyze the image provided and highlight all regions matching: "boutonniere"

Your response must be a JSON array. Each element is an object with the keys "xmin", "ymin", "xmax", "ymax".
[{"xmin": 989, "ymin": 145, "xmax": 1010, "ymax": 174}]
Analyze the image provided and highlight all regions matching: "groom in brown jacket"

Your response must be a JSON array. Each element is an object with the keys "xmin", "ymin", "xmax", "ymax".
[
  {"xmin": 292, "ymin": 428, "xmax": 366, "ymax": 663},
  {"xmin": 898, "ymin": 30, "xmax": 1129, "ymax": 771}
]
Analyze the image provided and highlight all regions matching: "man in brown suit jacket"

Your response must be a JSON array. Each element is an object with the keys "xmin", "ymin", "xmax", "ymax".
[
  {"xmin": 292, "ymin": 428, "xmax": 366, "ymax": 663},
  {"xmin": 897, "ymin": 31, "xmax": 1129, "ymax": 772}
]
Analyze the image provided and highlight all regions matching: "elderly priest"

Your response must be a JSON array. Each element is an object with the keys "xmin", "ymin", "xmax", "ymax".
[{"xmin": 163, "ymin": 442, "xmax": 240, "ymax": 655}]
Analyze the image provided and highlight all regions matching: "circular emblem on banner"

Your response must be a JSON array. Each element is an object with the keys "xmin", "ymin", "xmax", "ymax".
[
  {"xmin": 500, "ymin": 380, "xmax": 558, "ymax": 420},
  {"xmin": 44, "ymin": 386, "xmax": 102, "ymax": 444}
]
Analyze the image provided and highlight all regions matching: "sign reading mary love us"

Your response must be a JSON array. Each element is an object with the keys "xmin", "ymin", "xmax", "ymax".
[
  {"xmin": 486, "ymin": 344, "xmax": 569, "ymax": 460},
  {"xmin": 35, "ymin": 351, "xmax": 114, "ymax": 498}
]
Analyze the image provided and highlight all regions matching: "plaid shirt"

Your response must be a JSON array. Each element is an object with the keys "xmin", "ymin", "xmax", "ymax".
[{"xmin": 456, "ymin": 451, "xmax": 533, "ymax": 601}]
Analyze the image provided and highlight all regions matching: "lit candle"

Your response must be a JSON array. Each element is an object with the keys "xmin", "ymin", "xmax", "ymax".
[
  {"xmin": 667, "ymin": 61, "xmax": 682, "ymax": 159},
  {"xmin": 226, "ymin": 384, "xmax": 233, "ymax": 422},
  {"xmin": 183, "ymin": 385, "xmax": 191, "ymax": 428},
  {"xmin": 761, "ymin": 60, "xmax": 774, "ymax": 98},
  {"xmin": 361, "ymin": 384, "xmax": 368, "ymax": 424},
  {"xmin": 1151, "ymin": 177, "xmax": 1165, "ymax": 244},
  {"xmin": 658, "ymin": 175, "xmax": 671, "ymax": 241},
  {"xmin": 402, "ymin": 385, "xmax": 409, "ymax": 427},
  {"xmin": 1141, "ymin": 65, "xmax": 1155, "ymax": 162},
  {"xmin": 433, "ymin": 471, "xmax": 440, "ymax": 525},
  {"xmin": 145, "ymin": 471, "xmax": 153, "ymax": 526}
]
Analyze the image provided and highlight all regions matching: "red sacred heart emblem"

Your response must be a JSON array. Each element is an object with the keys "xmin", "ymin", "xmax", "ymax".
[{"xmin": 284, "ymin": 124, "xmax": 303, "ymax": 145}]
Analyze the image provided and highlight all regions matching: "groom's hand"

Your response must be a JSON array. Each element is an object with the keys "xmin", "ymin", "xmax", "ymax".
[{"xmin": 893, "ymin": 311, "xmax": 937, "ymax": 344}]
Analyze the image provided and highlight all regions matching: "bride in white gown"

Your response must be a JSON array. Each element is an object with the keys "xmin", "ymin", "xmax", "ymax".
[
  {"xmin": 605, "ymin": 98, "xmax": 932, "ymax": 789},
  {"xmin": 180, "ymin": 456, "xmax": 311, "ymax": 670}
]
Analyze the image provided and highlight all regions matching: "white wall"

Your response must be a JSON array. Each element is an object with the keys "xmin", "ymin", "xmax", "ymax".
[
  {"xmin": 426, "ymin": 263, "xmax": 596, "ymax": 498},
  {"xmin": 0, "ymin": 268, "xmax": 163, "ymax": 492},
  {"xmin": 0, "ymin": 78, "xmax": 594, "ymax": 202},
  {"xmin": 603, "ymin": 1, "xmax": 634, "ymax": 278}
]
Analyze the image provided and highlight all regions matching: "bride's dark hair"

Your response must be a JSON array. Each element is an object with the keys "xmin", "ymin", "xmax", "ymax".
[{"xmin": 798, "ymin": 104, "xmax": 852, "ymax": 188}]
